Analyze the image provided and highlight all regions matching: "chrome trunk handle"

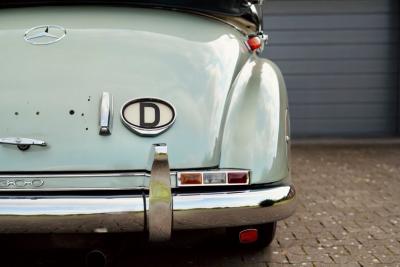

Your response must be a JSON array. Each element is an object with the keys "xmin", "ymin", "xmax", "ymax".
[
  {"xmin": 0, "ymin": 137, "xmax": 47, "ymax": 151},
  {"xmin": 99, "ymin": 92, "xmax": 113, "ymax": 136}
]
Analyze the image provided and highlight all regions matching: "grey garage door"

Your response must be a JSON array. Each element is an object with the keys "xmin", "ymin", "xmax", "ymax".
[{"xmin": 262, "ymin": 0, "xmax": 399, "ymax": 137}]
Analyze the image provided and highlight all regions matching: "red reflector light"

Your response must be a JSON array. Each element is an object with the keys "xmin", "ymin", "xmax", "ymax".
[
  {"xmin": 239, "ymin": 229, "xmax": 258, "ymax": 244},
  {"xmin": 246, "ymin": 36, "xmax": 262, "ymax": 51},
  {"xmin": 179, "ymin": 173, "xmax": 202, "ymax": 185},
  {"xmin": 228, "ymin": 172, "xmax": 249, "ymax": 184}
]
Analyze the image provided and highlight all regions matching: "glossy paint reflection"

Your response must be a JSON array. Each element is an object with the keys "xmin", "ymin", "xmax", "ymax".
[{"xmin": 220, "ymin": 57, "xmax": 289, "ymax": 184}]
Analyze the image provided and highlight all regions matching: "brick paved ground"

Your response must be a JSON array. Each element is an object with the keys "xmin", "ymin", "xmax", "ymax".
[
  {"xmin": 267, "ymin": 144, "xmax": 400, "ymax": 267},
  {"xmin": 1, "ymin": 145, "xmax": 400, "ymax": 267}
]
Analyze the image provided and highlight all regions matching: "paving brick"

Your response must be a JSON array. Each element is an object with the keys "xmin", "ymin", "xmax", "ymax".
[
  {"xmin": 303, "ymin": 245, "xmax": 349, "ymax": 256},
  {"xmin": 314, "ymin": 263, "xmax": 360, "ymax": 267},
  {"xmin": 286, "ymin": 253, "xmax": 334, "ymax": 264},
  {"xmin": 264, "ymin": 249, "xmax": 290, "ymax": 264}
]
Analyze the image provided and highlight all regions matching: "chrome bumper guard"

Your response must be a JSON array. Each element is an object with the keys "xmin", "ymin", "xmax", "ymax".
[{"xmin": 0, "ymin": 144, "xmax": 297, "ymax": 238}]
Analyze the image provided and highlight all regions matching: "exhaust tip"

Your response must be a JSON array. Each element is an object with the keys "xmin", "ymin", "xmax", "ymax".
[{"xmin": 85, "ymin": 249, "xmax": 107, "ymax": 267}]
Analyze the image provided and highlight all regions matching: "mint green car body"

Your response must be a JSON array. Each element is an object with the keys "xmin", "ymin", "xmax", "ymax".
[
  {"xmin": 0, "ymin": 5, "xmax": 295, "ymax": 240},
  {"xmin": 0, "ymin": 7, "xmax": 290, "ymax": 188}
]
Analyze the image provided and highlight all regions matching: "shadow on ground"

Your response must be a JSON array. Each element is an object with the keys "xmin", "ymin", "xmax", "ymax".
[{"xmin": 0, "ymin": 229, "xmax": 267, "ymax": 267}]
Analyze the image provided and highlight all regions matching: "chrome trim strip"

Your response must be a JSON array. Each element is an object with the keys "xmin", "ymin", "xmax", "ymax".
[
  {"xmin": 249, "ymin": 3, "xmax": 263, "ymax": 34},
  {"xmin": 0, "ymin": 187, "xmax": 145, "ymax": 192},
  {"xmin": 99, "ymin": 92, "xmax": 113, "ymax": 136},
  {"xmin": 0, "ymin": 137, "xmax": 47, "ymax": 151},
  {"xmin": 148, "ymin": 144, "xmax": 172, "ymax": 241},
  {"xmin": 0, "ymin": 172, "xmax": 177, "ymax": 178},
  {"xmin": 0, "ymin": 196, "xmax": 145, "ymax": 233},
  {"xmin": 0, "ymin": 137, "xmax": 46, "ymax": 147}
]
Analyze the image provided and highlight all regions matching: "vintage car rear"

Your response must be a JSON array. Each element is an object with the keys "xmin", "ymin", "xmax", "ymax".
[{"xmin": 0, "ymin": 0, "xmax": 296, "ymax": 247}]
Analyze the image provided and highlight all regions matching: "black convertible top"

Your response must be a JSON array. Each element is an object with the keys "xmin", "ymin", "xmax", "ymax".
[{"xmin": 0, "ymin": 0, "xmax": 251, "ymax": 16}]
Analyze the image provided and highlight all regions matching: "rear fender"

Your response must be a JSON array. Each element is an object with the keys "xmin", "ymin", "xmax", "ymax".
[{"xmin": 220, "ymin": 56, "xmax": 290, "ymax": 184}]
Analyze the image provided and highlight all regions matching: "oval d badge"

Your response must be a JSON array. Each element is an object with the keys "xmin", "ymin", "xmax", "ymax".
[{"xmin": 121, "ymin": 98, "xmax": 176, "ymax": 136}]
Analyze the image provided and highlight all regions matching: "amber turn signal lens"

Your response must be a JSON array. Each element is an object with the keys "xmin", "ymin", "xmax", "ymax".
[
  {"xmin": 179, "ymin": 172, "xmax": 202, "ymax": 185},
  {"xmin": 246, "ymin": 36, "xmax": 262, "ymax": 51},
  {"xmin": 228, "ymin": 172, "xmax": 248, "ymax": 184},
  {"xmin": 239, "ymin": 229, "xmax": 258, "ymax": 244}
]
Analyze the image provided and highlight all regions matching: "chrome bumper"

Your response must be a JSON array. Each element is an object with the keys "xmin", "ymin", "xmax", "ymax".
[
  {"xmin": 0, "ymin": 185, "xmax": 296, "ymax": 234},
  {"xmin": 0, "ymin": 144, "xmax": 297, "ymax": 238}
]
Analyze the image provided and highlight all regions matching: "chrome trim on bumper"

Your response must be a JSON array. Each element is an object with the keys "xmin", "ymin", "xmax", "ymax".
[
  {"xmin": 0, "ymin": 185, "xmax": 296, "ymax": 234},
  {"xmin": 173, "ymin": 185, "xmax": 296, "ymax": 229},
  {"xmin": 148, "ymin": 144, "xmax": 172, "ymax": 242},
  {"xmin": 0, "ymin": 196, "xmax": 145, "ymax": 233}
]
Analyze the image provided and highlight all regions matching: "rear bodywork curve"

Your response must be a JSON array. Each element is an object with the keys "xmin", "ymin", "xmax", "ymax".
[{"xmin": 220, "ymin": 57, "xmax": 290, "ymax": 184}]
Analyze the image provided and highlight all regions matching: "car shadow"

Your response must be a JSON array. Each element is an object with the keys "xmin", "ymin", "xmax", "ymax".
[{"xmin": 0, "ymin": 230, "xmax": 270, "ymax": 267}]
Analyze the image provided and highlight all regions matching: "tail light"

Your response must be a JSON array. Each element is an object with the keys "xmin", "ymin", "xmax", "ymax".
[
  {"xmin": 179, "ymin": 172, "xmax": 202, "ymax": 185},
  {"xmin": 204, "ymin": 172, "xmax": 226, "ymax": 184},
  {"xmin": 246, "ymin": 36, "xmax": 262, "ymax": 51},
  {"xmin": 177, "ymin": 170, "xmax": 249, "ymax": 187},
  {"xmin": 228, "ymin": 172, "xmax": 249, "ymax": 184}
]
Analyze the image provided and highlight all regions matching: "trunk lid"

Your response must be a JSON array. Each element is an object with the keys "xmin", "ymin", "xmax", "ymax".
[{"xmin": 0, "ymin": 6, "xmax": 249, "ymax": 172}]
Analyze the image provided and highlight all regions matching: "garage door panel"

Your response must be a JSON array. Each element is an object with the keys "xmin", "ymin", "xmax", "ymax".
[
  {"xmin": 292, "ymin": 119, "xmax": 397, "ymax": 137},
  {"xmin": 288, "ymin": 88, "xmax": 398, "ymax": 104},
  {"xmin": 263, "ymin": 44, "xmax": 397, "ymax": 60},
  {"xmin": 285, "ymin": 74, "xmax": 397, "ymax": 89},
  {"xmin": 264, "ymin": 14, "xmax": 393, "ymax": 30},
  {"xmin": 291, "ymin": 103, "xmax": 397, "ymax": 119},
  {"xmin": 267, "ymin": 30, "xmax": 397, "ymax": 45},
  {"xmin": 275, "ymin": 60, "xmax": 398, "ymax": 75},
  {"xmin": 264, "ymin": 0, "xmax": 392, "ymax": 15},
  {"xmin": 264, "ymin": 0, "xmax": 398, "ymax": 137}
]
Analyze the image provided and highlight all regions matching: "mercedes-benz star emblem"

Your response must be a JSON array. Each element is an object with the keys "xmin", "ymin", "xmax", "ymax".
[{"xmin": 24, "ymin": 25, "xmax": 67, "ymax": 45}]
